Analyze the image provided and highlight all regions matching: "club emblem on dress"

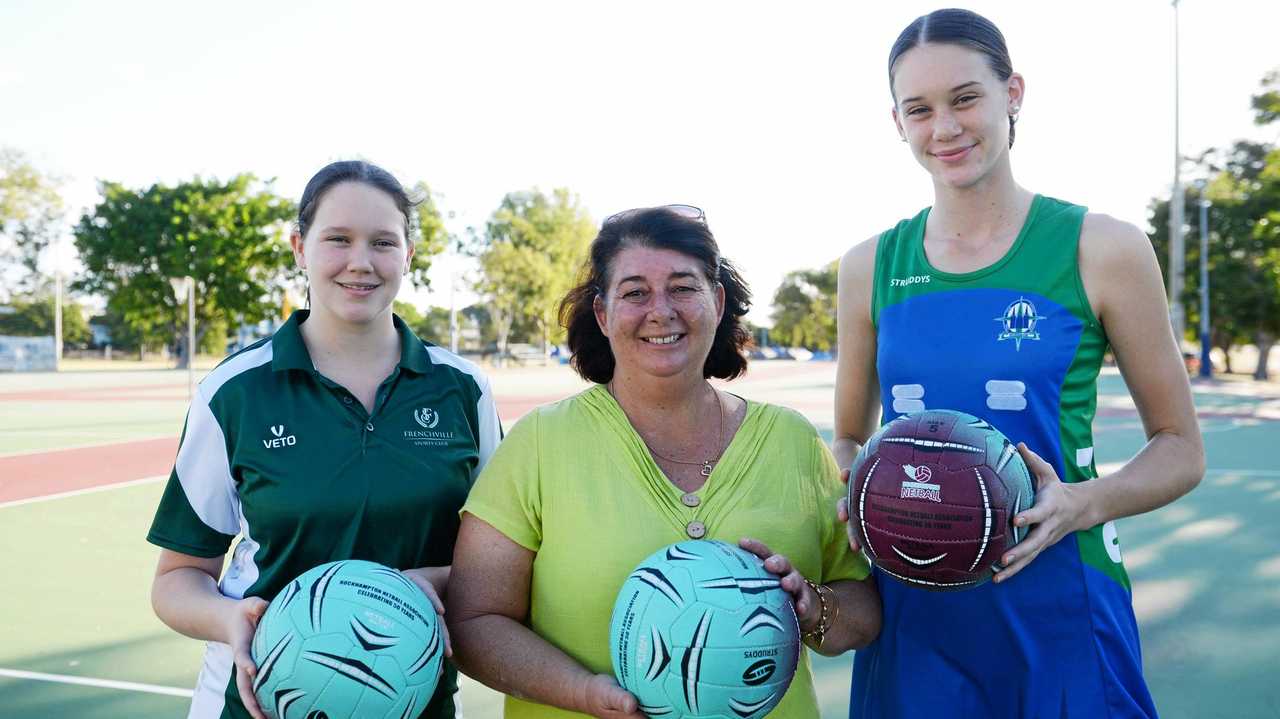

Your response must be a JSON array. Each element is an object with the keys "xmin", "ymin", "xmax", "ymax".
[
  {"xmin": 413, "ymin": 408, "xmax": 439, "ymax": 429},
  {"xmin": 994, "ymin": 297, "xmax": 1047, "ymax": 351}
]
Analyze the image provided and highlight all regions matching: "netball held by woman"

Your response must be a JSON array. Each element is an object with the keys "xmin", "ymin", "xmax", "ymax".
[
  {"xmin": 448, "ymin": 206, "xmax": 881, "ymax": 718},
  {"xmin": 146, "ymin": 160, "xmax": 501, "ymax": 719},
  {"xmin": 833, "ymin": 9, "xmax": 1205, "ymax": 719}
]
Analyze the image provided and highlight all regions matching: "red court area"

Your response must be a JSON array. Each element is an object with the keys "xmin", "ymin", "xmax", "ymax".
[{"xmin": 0, "ymin": 437, "xmax": 179, "ymax": 503}]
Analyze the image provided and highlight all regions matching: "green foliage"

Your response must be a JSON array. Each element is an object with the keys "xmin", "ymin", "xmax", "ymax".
[
  {"xmin": 0, "ymin": 147, "xmax": 61, "ymax": 223},
  {"xmin": 406, "ymin": 181, "xmax": 450, "ymax": 290},
  {"xmin": 1148, "ymin": 72, "xmax": 1280, "ymax": 378},
  {"xmin": 393, "ymin": 300, "xmax": 452, "ymax": 345},
  {"xmin": 461, "ymin": 304, "xmax": 497, "ymax": 346},
  {"xmin": 89, "ymin": 309, "xmax": 144, "ymax": 352},
  {"xmin": 0, "ymin": 294, "xmax": 90, "ymax": 346},
  {"xmin": 1252, "ymin": 69, "xmax": 1280, "ymax": 126},
  {"xmin": 769, "ymin": 261, "xmax": 839, "ymax": 350},
  {"xmin": 73, "ymin": 175, "xmax": 295, "ymax": 365},
  {"xmin": 199, "ymin": 316, "xmax": 231, "ymax": 355},
  {"xmin": 0, "ymin": 147, "xmax": 66, "ymax": 297},
  {"xmin": 1149, "ymin": 140, "xmax": 1280, "ymax": 376},
  {"xmin": 472, "ymin": 188, "xmax": 595, "ymax": 354}
]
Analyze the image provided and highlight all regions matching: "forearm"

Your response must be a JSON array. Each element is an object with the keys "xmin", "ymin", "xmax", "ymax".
[
  {"xmin": 450, "ymin": 613, "xmax": 596, "ymax": 712},
  {"xmin": 1079, "ymin": 428, "xmax": 1205, "ymax": 529},
  {"xmin": 151, "ymin": 566, "xmax": 238, "ymax": 643},
  {"xmin": 804, "ymin": 577, "xmax": 880, "ymax": 656},
  {"xmin": 831, "ymin": 437, "xmax": 863, "ymax": 475}
]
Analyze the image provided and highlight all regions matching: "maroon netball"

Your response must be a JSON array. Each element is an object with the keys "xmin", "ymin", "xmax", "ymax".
[{"xmin": 848, "ymin": 409, "xmax": 1035, "ymax": 591}]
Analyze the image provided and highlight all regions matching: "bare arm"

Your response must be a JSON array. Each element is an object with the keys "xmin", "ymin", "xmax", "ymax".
[
  {"xmin": 1076, "ymin": 213, "xmax": 1205, "ymax": 523},
  {"xmin": 997, "ymin": 215, "xmax": 1205, "ymax": 580},
  {"xmin": 832, "ymin": 237, "xmax": 884, "ymax": 553},
  {"xmin": 813, "ymin": 578, "xmax": 882, "ymax": 655},
  {"xmin": 447, "ymin": 514, "xmax": 642, "ymax": 719},
  {"xmin": 833, "ymin": 235, "xmax": 883, "ymax": 471},
  {"xmin": 152, "ymin": 549, "xmax": 268, "ymax": 719}
]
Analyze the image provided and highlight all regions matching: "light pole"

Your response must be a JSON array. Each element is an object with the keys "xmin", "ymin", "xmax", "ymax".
[
  {"xmin": 1199, "ymin": 194, "xmax": 1211, "ymax": 377},
  {"xmin": 169, "ymin": 276, "xmax": 195, "ymax": 400},
  {"xmin": 1168, "ymin": 0, "xmax": 1187, "ymax": 344},
  {"xmin": 449, "ymin": 271, "xmax": 459, "ymax": 354},
  {"xmin": 54, "ymin": 270, "xmax": 63, "ymax": 372}
]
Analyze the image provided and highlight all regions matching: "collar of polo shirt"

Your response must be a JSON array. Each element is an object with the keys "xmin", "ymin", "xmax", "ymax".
[{"xmin": 271, "ymin": 310, "xmax": 435, "ymax": 376}]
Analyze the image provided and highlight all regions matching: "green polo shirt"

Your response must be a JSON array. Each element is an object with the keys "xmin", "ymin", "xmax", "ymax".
[{"xmin": 148, "ymin": 310, "xmax": 500, "ymax": 719}]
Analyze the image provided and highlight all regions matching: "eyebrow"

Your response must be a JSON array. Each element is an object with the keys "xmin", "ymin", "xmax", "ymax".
[
  {"xmin": 315, "ymin": 225, "xmax": 401, "ymax": 237},
  {"xmin": 616, "ymin": 271, "xmax": 702, "ymax": 286},
  {"xmin": 900, "ymin": 81, "xmax": 982, "ymax": 105}
]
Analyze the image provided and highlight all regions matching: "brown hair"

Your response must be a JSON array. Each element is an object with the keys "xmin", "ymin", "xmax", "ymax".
[
  {"xmin": 889, "ymin": 8, "xmax": 1019, "ymax": 147},
  {"xmin": 559, "ymin": 207, "xmax": 751, "ymax": 383}
]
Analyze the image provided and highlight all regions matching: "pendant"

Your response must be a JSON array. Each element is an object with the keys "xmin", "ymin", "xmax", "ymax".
[{"xmin": 701, "ymin": 461, "xmax": 713, "ymax": 477}]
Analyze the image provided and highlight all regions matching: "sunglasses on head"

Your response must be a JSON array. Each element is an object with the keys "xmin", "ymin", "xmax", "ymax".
[{"xmin": 604, "ymin": 204, "xmax": 706, "ymax": 225}]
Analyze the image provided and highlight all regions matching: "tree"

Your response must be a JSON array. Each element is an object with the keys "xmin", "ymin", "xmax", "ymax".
[
  {"xmin": 1251, "ymin": 69, "xmax": 1280, "ymax": 126},
  {"xmin": 393, "ymin": 300, "xmax": 452, "ymax": 346},
  {"xmin": 90, "ymin": 309, "xmax": 145, "ymax": 354},
  {"xmin": 471, "ymin": 189, "xmax": 594, "ymax": 360},
  {"xmin": 406, "ymin": 181, "xmax": 451, "ymax": 290},
  {"xmin": 0, "ymin": 147, "xmax": 66, "ymax": 299},
  {"xmin": 770, "ymin": 261, "xmax": 839, "ymax": 351},
  {"xmin": 73, "ymin": 175, "xmax": 296, "ymax": 367},
  {"xmin": 1149, "ymin": 141, "xmax": 1280, "ymax": 378},
  {"xmin": 1147, "ymin": 71, "xmax": 1280, "ymax": 380},
  {"xmin": 0, "ymin": 294, "xmax": 90, "ymax": 346}
]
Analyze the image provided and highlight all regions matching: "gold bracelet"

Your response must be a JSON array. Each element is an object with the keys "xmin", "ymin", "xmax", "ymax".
[{"xmin": 801, "ymin": 579, "xmax": 833, "ymax": 648}]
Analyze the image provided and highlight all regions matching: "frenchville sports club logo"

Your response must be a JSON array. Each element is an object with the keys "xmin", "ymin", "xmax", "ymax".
[
  {"xmin": 405, "ymin": 407, "xmax": 453, "ymax": 446},
  {"xmin": 900, "ymin": 464, "xmax": 942, "ymax": 503},
  {"xmin": 413, "ymin": 407, "xmax": 439, "ymax": 429},
  {"xmin": 994, "ymin": 296, "xmax": 1047, "ymax": 351}
]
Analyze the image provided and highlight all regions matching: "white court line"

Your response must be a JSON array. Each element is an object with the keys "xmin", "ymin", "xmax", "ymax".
[
  {"xmin": 0, "ymin": 475, "xmax": 166, "ymax": 510},
  {"xmin": 0, "ymin": 668, "xmax": 192, "ymax": 698}
]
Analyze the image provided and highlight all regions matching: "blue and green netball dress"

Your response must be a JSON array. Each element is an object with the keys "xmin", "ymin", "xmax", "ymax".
[{"xmin": 850, "ymin": 195, "xmax": 1157, "ymax": 718}]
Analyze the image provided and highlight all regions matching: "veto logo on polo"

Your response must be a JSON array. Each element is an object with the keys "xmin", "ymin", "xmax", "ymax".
[{"xmin": 263, "ymin": 424, "xmax": 297, "ymax": 449}]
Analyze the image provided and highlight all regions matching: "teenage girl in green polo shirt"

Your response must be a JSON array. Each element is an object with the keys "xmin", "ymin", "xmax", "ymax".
[{"xmin": 147, "ymin": 161, "xmax": 501, "ymax": 719}]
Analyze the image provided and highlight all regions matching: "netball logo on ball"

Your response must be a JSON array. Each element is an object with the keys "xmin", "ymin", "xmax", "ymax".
[
  {"xmin": 900, "ymin": 464, "xmax": 942, "ymax": 502},
  {"xmin": 994, "ymin": 297, "xmax": 1047, "ymax": 351}
]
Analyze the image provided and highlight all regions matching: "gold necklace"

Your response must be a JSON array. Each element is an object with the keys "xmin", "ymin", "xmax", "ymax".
[{"xmin": 608, "ymin": 381, "xmax": 725, "ymax": 477}]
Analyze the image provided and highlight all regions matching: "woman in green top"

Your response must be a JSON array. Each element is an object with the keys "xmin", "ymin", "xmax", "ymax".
[
  {"xmin": 449, "ymin": 206, "xmax": 881, "ymax": 718},
  {"xmin": 148, "ymin": 161, "xmax": 501, "ymax": 719}
]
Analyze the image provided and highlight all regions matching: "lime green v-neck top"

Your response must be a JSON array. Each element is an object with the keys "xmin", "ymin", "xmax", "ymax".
[{"xmin": 462, "ymin": 384, "xmax": 868, "ymax": 718}]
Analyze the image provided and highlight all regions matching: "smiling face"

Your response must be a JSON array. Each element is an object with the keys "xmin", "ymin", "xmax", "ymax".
[
  {"xmin": 891, "ymin": 42, "xmax": 1024, "ymax": 190},
  {"xmin": 593, "ymin": 244, "xmax": 725, "ymax": 382},
  {"xmin": 290, "ymin": 181, "xmax": 413, "ymax": 327}
]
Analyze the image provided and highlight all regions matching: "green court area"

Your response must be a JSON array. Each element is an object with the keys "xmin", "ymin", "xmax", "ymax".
[{"xmin": 2, "ymin": 363, "xmax": 1277, "ymax": 717}]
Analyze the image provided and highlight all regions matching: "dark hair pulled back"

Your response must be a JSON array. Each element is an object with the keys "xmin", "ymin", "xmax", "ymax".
[
  {"xmin": 297, "ymin": 160, "xmax": 417, "ymax": 240},
  {"xmin": 889, "ymin": 8, "xmax": 1018, "ymax": 147}
]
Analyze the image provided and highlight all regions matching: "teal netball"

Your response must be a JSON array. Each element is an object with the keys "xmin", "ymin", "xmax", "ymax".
[
  {"xmin": 609, "ymin": 540, "xmax": 800, "ymax": 719},
  {"xmin": 250, "ymin": 560, "xmax": 444, "ymax": 719}
]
